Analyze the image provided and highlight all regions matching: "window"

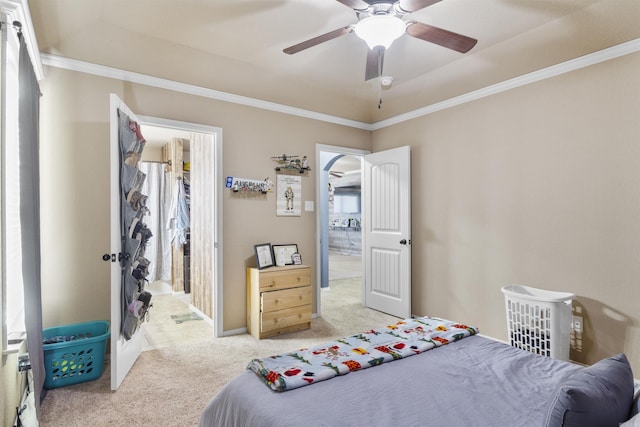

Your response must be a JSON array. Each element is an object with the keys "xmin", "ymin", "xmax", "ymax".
[{"xmin": 333, "ymin": 190, "xmax": 361, "ymax": 214}]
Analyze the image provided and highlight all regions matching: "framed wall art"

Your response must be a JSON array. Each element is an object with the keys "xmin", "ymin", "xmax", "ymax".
[{"xmin": 276, "ymin": 174, "xmax": 301, "ymax": 216}]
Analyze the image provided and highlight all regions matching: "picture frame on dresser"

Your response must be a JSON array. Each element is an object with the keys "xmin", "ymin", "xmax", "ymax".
[
  {"xmin": 291, "ymin": 252, "xmax": 302, "ymax": 265},
  {"xmin": 272, "ymin": 244, "xmax": 298, "ymax": 266},
  {"xmin": 254, "ymin": 243, "xmax": 274, "ymax": 269}
]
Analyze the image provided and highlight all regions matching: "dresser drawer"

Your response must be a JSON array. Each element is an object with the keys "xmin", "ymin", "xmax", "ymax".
[
  {"xmin": 258, "ymin": 267, "xmax": 311, "ymax": 292},
  {"xmin": 261, "ymin": 285, "xmax": 311, "ymax": 313},
  {"xmin": 261, "ymin": 304, "xmax": 312, "ymax": 334}
]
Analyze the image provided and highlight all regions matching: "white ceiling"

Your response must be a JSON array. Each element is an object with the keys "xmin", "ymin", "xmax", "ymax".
[
  {"xmin": 331, "ymin": 155, "xmax": 362, "ymax": 173},
  {"xmin": 28, "ymin": 0, "xmax": 640, "ymax": 123}
]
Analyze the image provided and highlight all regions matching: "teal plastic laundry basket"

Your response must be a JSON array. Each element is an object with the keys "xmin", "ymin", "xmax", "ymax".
[{"xmin": 42, "ymin": 320, "xmax": 110, "ymax": 389}]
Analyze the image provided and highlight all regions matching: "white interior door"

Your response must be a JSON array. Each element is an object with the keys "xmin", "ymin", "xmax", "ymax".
[
  {"xmin": 363, "ymin": 146, "xmax": 411, "ymax": 318},
  {"xmin": 109, "ymin": 94, "xmax": 142, "ymax": 390}
]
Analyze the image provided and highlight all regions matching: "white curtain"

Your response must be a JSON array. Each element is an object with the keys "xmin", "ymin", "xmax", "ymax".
[
  {"xmin": 3, "ymin": 17, "xmax": 24, "ymax": 338},
  {"xmin": 139, "ymin": 162, "xmax": 172, "ymax": 282}
]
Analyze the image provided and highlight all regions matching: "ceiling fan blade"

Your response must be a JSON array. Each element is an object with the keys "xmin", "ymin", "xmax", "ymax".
[
  {"xmin": 398, "ymin": 0, "xmax": 442, "ymax": 13},
  {"xmin": 336, "ymin": 0, "xmax": 370, "ymax": 11},
  {"xmin": 365, "ymin": 46, "xmax": 385, "ymax": 81},
  {"xmin": 406, "ymin": 21, "xmax": 477, "ymax": 53},
  {"xmin": 283, "ymin": 26, "xmax": 353, "ymax": 54}
]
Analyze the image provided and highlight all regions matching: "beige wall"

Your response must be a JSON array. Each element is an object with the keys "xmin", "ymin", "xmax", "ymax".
[
  {"xmin": 38, "ymin": 66, "xmax": 371, "ymax": 332},
  {"xmin": 372, "ymin": 52, "xmax": 640, "ymax": 373},
  {"xmin": 39, "ymin": 50, "xmax": 640, "ymax": 374}
]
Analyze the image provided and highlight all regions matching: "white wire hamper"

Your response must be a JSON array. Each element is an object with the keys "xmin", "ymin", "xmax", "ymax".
[{"xmin": 501, "ymin": 285, "xmax": 574, "ymax": 361}]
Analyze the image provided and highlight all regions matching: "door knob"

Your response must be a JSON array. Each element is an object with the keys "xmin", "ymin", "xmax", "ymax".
[{"xmin": 400, "ymin": 239, "xmax": 407, "ymax": 245}]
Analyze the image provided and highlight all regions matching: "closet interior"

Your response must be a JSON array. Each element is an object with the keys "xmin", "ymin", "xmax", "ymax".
[
  {"xmin": 162, "ymin": 137, "xmax": 191, "ymax": 295},
  {"xmin": 140, "ymin": 130, "xmax": 216, "ymax": 325}
]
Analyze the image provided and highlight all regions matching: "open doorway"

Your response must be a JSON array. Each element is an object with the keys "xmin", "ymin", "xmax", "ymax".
[
  {"xmin": 136, "ymin": 118, "xmax": 223, "ymax": 350},
  {"xmin": 316, "ymin": 144, "xmax": 370, "ymax": 317},
  {"xmin": 316, "ymin": 144, "xmax": 412, "ymax": 323}
]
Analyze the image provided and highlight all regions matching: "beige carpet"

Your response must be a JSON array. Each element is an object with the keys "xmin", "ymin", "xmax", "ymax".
[
  {"xmin": 39, "ymin": 274, "xmax": 399, "ymax": 426},
  {"xmin": 139, "ymin": 293, "xmax": 213, "ymax": 352}
]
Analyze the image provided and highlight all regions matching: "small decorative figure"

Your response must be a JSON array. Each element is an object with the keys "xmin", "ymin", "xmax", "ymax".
[
  {"xmin": 261, "ymin": 177, "xmax": 274, "ymax": 194},
  {"xmin": 271, "ymin": 154, "xmax": 299, "ymax": 171},
  {"xmin": 271, "ymin": 154, "xmax": 310, "ymax": 172},
  {"xmin": 285, "ymin": 186, "xmax": 294, "ymax": 210}
]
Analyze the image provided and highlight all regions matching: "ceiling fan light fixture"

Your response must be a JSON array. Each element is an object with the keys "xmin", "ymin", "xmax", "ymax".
[{"xmin": 354, "ymin": 15, "xmax": 406, "ymax": 49}]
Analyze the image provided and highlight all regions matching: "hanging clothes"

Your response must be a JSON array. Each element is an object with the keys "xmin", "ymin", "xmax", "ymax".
[
  {"xmin": 139, "ymin": 162, "xmax": 172, "ymax": 281},
  {"xmin": 166, "ymin": 178, "xmax": 190, "ymax": 248}
]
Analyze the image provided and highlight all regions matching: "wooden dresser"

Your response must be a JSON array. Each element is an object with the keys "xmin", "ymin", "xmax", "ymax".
[{"xmin": 247, "ymin": 264, "xmax": 312, "ymax": 339}]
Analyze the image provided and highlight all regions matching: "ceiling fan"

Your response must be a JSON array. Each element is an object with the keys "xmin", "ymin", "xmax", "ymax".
[{"xmin": 283, "ymin": 0, "xmax": 478, "ymax": 81}]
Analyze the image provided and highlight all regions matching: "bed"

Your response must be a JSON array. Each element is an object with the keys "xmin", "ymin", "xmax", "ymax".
[{"xmin": 199, "ymin": 316, "xmax": 638, "ymax": 427}]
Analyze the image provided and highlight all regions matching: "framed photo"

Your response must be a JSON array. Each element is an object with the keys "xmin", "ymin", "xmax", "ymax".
[
  {"xmin": 272, "ymin": 244, "xmax": 298, "ymax": 266},
  {"xmin": 254, "ymin": 243, "xmax": 274, "ymax": 269},
  {"xmin": 291, "ymin": 252, "xmax": 302, "ymax": 265}
]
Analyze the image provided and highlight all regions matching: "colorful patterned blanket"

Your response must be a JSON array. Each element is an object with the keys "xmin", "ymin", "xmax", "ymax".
[{"xmin": 247, "ymin": 316, "xmax": 479, "ymax": 392}]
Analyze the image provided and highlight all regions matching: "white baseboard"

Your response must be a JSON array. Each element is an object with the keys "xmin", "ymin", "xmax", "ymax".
[{"xmin": 221, "ymin": 327, "xmax": 247, "ymax": 337}]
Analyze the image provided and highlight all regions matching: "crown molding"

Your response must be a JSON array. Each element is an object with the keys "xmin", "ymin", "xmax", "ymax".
[
  {"xmin": 0, "ymin": 0, "xmax": 44, "ymax": 79},
  {"xmin": 370, "ymin": 38, "xmax": 640, "ymax": 130},
  {"xmin": 39, "ymin": 53, "xmax": 372, "ymax": 131},
  {"xmin": 40, "ymin": 37, "xmax": 640, "ymax": 131}
]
